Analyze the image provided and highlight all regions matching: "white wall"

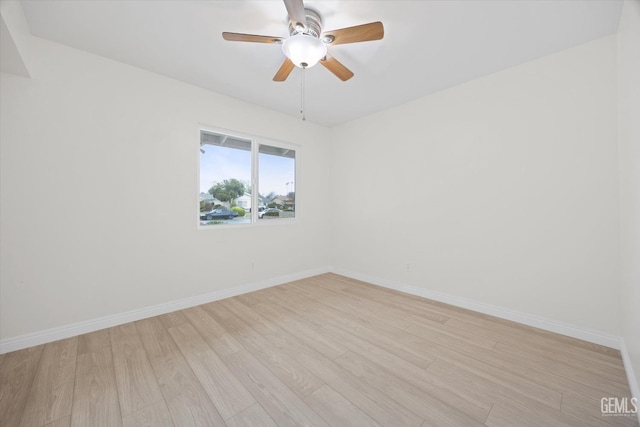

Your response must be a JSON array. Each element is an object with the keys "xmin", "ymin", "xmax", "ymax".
[
  {"xmin": 0, "ymin": 0, "xmax": 31, "ymax": 76},
  {"xmin": 618, "ymin": 0, "xmax": 640, "ymax": 394},
  {"xmin": 0, "ymin": 35, "xmax": 331, "ymax": 340},
  {"xmin": 330, "ymin": 35, "xmax": 621, "ymax": 335}
]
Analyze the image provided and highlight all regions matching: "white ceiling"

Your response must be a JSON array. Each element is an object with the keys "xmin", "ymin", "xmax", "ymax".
[{"xmin": 20, "ymin": 0, "xmax": 622, "ymax": 127}]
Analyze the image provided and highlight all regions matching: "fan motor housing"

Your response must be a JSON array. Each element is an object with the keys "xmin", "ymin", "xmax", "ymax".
[{"xmin": 289, "ymin": 8, "xmax": 322, "ymax": 38}]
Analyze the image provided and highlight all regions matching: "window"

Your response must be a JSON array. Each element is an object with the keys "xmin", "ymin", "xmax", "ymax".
[
  {"xmin": 199, "ymin": 128, "xmax": 297, "ymax": 227},
  {"xmin": 259, "ymin": 144, "xmax": 295, "ymax": 220}
]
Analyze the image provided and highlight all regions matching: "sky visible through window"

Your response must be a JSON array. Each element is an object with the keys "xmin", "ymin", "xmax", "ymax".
[{"xmin": 200, "ymin": 145, "xmax": 295, "ymax": 197}]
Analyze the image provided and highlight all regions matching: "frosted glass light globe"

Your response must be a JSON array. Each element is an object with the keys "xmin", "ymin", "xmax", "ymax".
[{"xmin": 282, "ymin": 34, "xmax": 327, "ymax": 68}]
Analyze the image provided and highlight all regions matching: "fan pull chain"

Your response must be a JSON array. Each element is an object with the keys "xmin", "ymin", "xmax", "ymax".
[{"xmin": 300, "ymin": 66, "xmax": 306, "ymax": 121}]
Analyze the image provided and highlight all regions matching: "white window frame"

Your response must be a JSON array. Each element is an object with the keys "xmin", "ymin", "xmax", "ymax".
[{"xmin": 197, "ymin": 124, "xmax": 300, "ymax": 230}]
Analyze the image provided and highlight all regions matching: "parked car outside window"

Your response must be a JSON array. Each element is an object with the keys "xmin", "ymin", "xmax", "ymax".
[
  {"xmin": 258, "ymin": 208, "xmax": 280, "ymax": 219},
  {"xmin": 200, "ymin": 208, "xmax": 238, "ymax": 220}
]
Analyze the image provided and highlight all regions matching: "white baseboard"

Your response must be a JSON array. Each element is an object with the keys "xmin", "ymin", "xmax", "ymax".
[
  {"xmin": 330, "ymin": 267, "xmax": 622, "ymax": 350},
  {"xmin": 620, "ymin": 338, "xmax": 640, "ymax": 403},
  {"xmin": 0, "ymin": 265, "xmax": 626, "ymax": 357},
  {"xmin": 0, "ymin": 266, "xmax": 329, "ymax": 354}
]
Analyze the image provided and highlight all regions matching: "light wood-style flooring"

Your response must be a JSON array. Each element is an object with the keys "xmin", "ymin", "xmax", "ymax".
[{"xmin": 0, "ymin": 273, "xmax": 637, "ymax": 426}]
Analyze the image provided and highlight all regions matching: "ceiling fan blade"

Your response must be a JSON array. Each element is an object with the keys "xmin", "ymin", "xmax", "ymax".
[
  {"xmin": 321, "ymin": 21, "xmax": 384, "ymax": 45},
  {"xmin": 320, "ymin": 55, "xmax": 354, "ymax": 81},
  {"xmin": 273, "ymin": 58, "xmax": 295, "ymax": 82},
  {"xmin": 222, "ymin": 32, "xmax": 284, "ymax": 44},
  {"xmin": 283, "ymin": 0, "xmax": 308, "ymax": 32}
]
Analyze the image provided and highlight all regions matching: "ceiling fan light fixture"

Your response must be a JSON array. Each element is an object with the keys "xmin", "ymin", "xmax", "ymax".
[{"xmin": 282, "ymin": 33, "xmax": 327, "ymax": 68}]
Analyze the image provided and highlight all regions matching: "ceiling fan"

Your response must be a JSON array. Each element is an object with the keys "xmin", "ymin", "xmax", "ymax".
[{"xmin": 222, "ymin": 0, "xmax": 384, "ymax": 82}]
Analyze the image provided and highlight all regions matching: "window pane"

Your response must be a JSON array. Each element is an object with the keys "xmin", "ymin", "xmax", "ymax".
[
  {"xmin": 258, "ymin": 144, "xmax": 295, "ymax": 219},
  {"xmin": 199, "ymin": 131, "xmax": 252, "ymax": 225}
]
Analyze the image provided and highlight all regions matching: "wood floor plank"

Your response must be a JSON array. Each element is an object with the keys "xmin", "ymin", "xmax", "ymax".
[
  {"xmin": 121, "ymin": 400, "xmax": 174, "ymax": 427},
  {"xmin": 257, "ymin": 296, "xmax": 406, "ymax": 366},
  {"xmin": 235, "ymin": 292, "xmax": 263, "ymax": 307},
  {"xmin": 219, "ymin": 298, "xmax": 281, "ymax": 336},
  {"xmin": 222, "ymin": 349, "xmax": 330, "ymax": 427},
  {"xmin": 77, "ymin": 329, "xmax": 111, "ymax": 355},
  {"xmin": 321, "ymin": 273, "xmax": 503, "ymax": 320},
  {"xmin": 316, "ymin": 320, "xmax": 492, "ymax": 420},
  {"xmin": 493, "ymin": 342, "xmax": 631, "ymax": 394},
  {"xmin": 286, "ymin": 279, "xmax": 418, "ymax": 333},
  {"xmin": 427, "ymin": 347, "xmax": 562, "ymax": 409},
  {"xmin": 335, "ymin": 351, "xmax": 487, "ymax": 426},
  {"xmin": 249, "ymin": 301, "xmax": 349, "ymax": 360},
  {"xmin": 485, "ymin": 398, "xmax": 585, "ymax": 427},
  {"xmin": 268, "ymin": 286, "xmax": 435, "ymax": 362},
  {"xmin": 18, "ymin": 337, "xmax": 77, "ymax": 427},
  {"xmin": 433, "ymin": 336, "xmax": 627, "ymax": 402},
  {"xmin": 305, "ymin": 384, "xmax": 382, "ymax": 427},
  {"xmin": 263, "ymin": 289, "xmax": 437, "ymax": 369},
  {"xmin": 287, "ymin": 280, "xmax": 451, "ymax": 353},
  {"xmin": 300, "ymin": 296, "xmax": 563, "ymax": 411},
  {"xmin": 158, "ymin": 310, "xmax": 189, "ymax": 329},
  {"xmin": 0, "ymin": 345, "xmax": 44, "ymax": 427},
  {"xmin": 135, "ymin": 316, "xmax": 226, "ymax": 426},
  {"xmin": 406, "ymin": 318, "xmax": 498, "ymax": 355},
  {"xmin": 456, "ymin": 347, "xmax": 610, "ymax": 407},
  {"xmin": 264, "ymin": 328, "xmax": 424, "ymax": 427},
  {"xmin": 43, "ymin": 416, "xmax": 70, "ymax": 427},
  {"xmin": 182, "ymin": 305, "xmax": 243, "ymax": 357},
  {"xmin": 305, "ymin": 277, "xmax": 418, "ymax": 330},
  {"xmin": 427, "ymin": 358, "xmax": 570, "ymax": 420},
  {"xmin": 283, "ymin": 283, "xmax": 563, "ymax": 411},
  {"xmin": 168, "ymin": 322, "xmax": 255, "ymax": 420},
  {"xmin": 320, "ymin": 274, "xmax": 451, "ymax": 324},
  {"xmin": 109, "ymin": 323, "xmax": 163, "ymax": 416},
  {"xmin": 331, "ymin": 274, "xmax": 621, "ymax": 358},
  {"xmin": 202, "ymin": 301, "xmax": 325, "ymax": 398},
  {"xmin": 444, "ymin": 316, "xmax": 628, "ymax": 373},
  {"xmin": 71, "ymin": 347, "xmax": 121, "ymax": 427},
  {"xmin": 225, "ymin": 403, "xmax": 278, "ymax": 427},
  {"xmin": 256, "ymin": 293, "xmax": 493, "ymax": 420},
  {"xmin": 314, "ymin": 275, "xmax": 484, "ymax": 337}
]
